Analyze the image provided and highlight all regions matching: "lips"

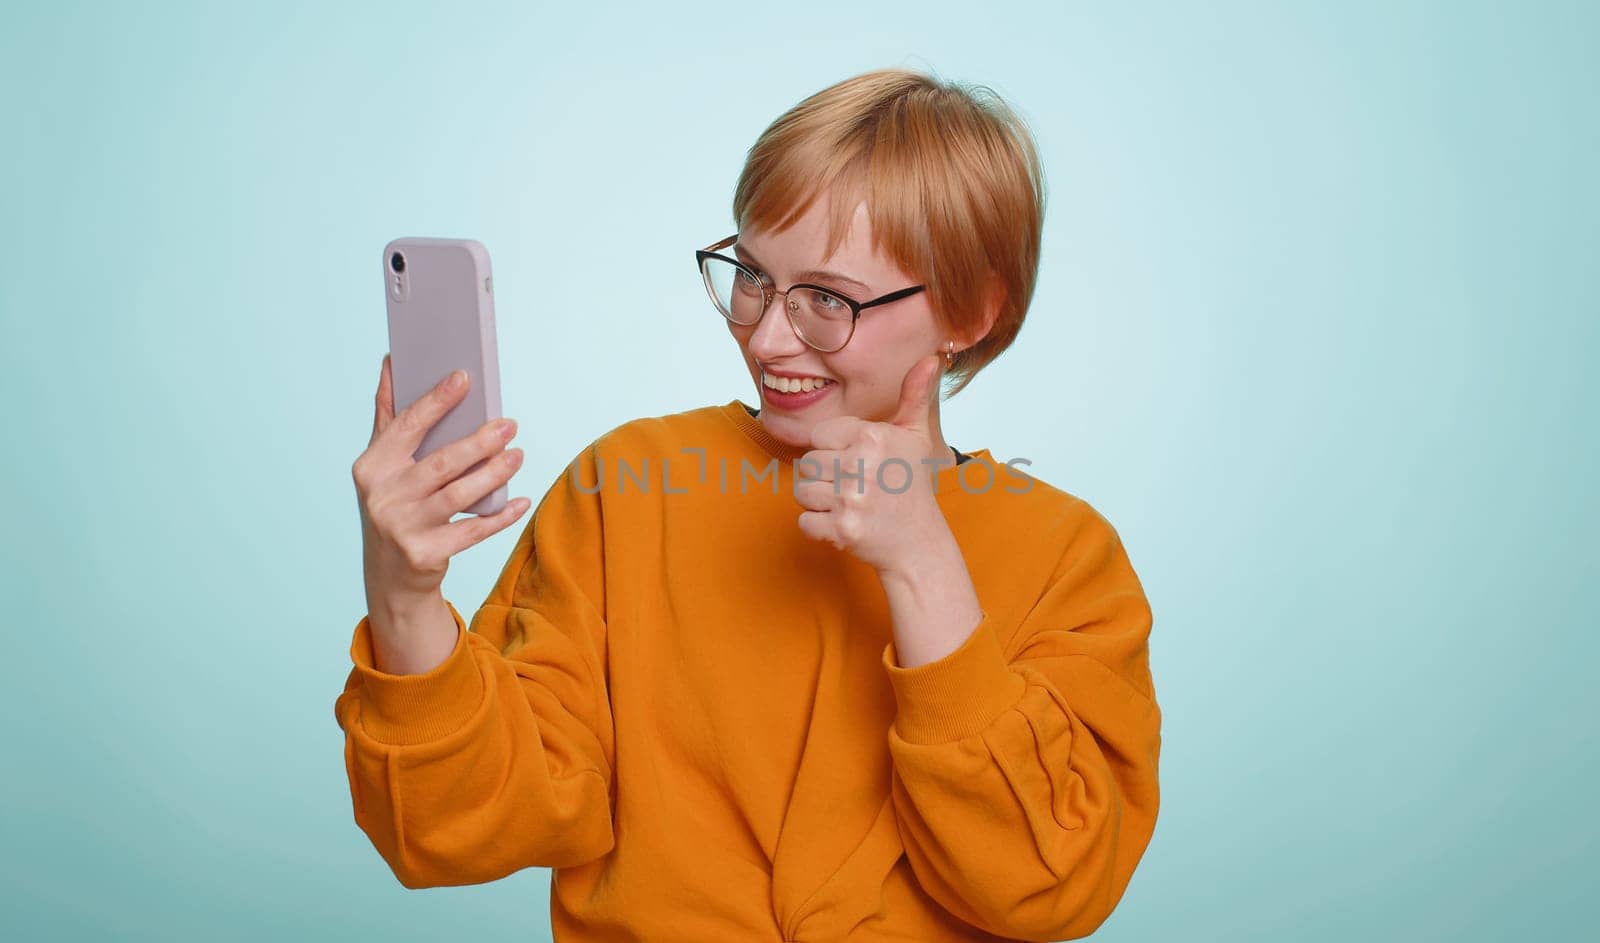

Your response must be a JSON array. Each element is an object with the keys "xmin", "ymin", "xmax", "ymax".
[{"xmin": 760, "ymin": 370, "xmax": 836, "ymax": 408}]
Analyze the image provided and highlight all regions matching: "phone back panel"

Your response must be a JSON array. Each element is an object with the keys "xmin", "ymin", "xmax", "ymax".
[{"xmin": 382, "ymin": 237, "xmax": 505, "ymax": 516}]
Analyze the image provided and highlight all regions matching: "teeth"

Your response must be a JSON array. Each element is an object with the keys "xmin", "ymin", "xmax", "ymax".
[{"xmin": 764, "ymin": 373, "xmax": 832, "ymax": 393}]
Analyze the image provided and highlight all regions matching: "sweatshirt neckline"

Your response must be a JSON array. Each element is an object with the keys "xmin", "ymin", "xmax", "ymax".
[
  {"xmin": 719, "ymin": 399, "xmax": 995, "ymax": 496},
  {"xmin": 725, "ymin": 399, "xmax": 809, "ymax": 461}
]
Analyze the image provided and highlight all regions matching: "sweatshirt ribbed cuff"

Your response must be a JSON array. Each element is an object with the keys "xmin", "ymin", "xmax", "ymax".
[
  {"xmin": 880, "ymin": 613, "xmax": 1027, "ymax": 744},
  {"xmin": 348, "ymin": 598, "xmax": 486, "ymax": 746}
]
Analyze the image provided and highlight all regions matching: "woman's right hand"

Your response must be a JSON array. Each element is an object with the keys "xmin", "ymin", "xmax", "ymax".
[{"xmin": 353, "ymin": 353, "xmax": 532, "ymax": 610}]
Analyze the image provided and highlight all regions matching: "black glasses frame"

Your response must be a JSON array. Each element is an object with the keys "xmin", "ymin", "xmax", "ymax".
[{"xmin": 695, "ymin": 233, "xmax": 927, "ymax": 353}]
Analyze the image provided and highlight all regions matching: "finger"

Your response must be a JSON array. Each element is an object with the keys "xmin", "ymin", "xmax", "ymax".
[
  {"xmin": 380, "ymin": 367, "xmax": 470, "ymax": 462},
  {"xmin": 398, "ymin": 414, "xmax": 518, "ymax": 505},
  {"xmin": 797, "ymin": 509, "xmax": 840, "ymax": 547},
  {"xmin": 798, "ymin": 449, "xmax": 842, "ymax": 482},
  {"xmin": 437, "ymin": 492, "xmax": 533, "ymax": 559},
  {"xmin": 809, "ymin": 414, "xmax": 867, "ymax": 451},
  {"xmin": 889, "ymin": 353, "xmax": 942, "ymax": 433},
  {"xmin": 793, "ymin": 476, "xmax": 839, "ymax": 512},
  {"xmin": 371, "ymin": 353, "xmax": 394, "ymax": 444},
  {"xmin": 425, "ymin": 441, "xmax": 524, "ymax": 519}
]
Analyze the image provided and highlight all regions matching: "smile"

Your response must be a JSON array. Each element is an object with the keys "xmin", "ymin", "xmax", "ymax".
[{"xmin": 762, "ymin": 373, "xmax": 834, "ymax": 394}]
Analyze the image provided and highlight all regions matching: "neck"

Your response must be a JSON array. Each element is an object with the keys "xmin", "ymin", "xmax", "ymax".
[{"xmin": 743, "ymin": 402, "xmax": 960, "ymax": 464}]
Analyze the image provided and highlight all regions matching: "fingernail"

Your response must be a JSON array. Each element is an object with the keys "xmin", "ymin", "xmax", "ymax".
[{"xmin": 449, "ymin": 369, "xmax": 467, "ymax": 389}]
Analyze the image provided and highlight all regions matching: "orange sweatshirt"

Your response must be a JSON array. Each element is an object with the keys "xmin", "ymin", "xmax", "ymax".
[{"xmin": 334, "ymin": 400, "xmax": 1161, "ymax": 942}]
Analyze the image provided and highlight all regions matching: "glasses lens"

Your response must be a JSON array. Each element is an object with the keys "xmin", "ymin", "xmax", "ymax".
[
  {"xmin": 790, "ymin": 287, "xmax": 854, "ymax": 352},
  {"xmin": 701, "ymin": 257, "xmax": 766, "ymax": 325}
]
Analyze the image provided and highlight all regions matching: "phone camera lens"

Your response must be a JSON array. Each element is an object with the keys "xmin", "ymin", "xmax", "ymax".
[{"xmin": 390, "ymin": 252, "xmax": 406, "ymax": 273}]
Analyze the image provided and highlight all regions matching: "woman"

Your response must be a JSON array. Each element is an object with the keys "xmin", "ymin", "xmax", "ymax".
[{"xmin": 339, "ymin": 67, "xmax": 1161, "ymax": 942}]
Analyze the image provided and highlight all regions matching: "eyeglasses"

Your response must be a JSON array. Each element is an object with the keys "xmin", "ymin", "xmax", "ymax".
[{"xmin": 695, "ymin": 234, "xmax": 927, "ymax": 353}]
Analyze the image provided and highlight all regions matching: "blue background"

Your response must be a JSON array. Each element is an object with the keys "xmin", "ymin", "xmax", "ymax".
[{"xmin": 3, "ymin": 1, "xmax": 1594, "ymax": 939}]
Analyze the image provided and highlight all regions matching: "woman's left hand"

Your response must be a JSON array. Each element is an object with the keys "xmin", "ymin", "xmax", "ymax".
[{"xmin": 794, "ymin": 354, "xmax": 955, "ymax": 576}]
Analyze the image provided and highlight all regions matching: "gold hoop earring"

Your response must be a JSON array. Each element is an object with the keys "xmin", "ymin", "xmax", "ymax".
[{"xmin": 943, "ymin": 340, "xmax": 956, "ymax": 370}]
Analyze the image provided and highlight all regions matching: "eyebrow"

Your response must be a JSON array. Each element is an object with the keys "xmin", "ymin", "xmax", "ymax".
[{"xmin": 733, "ymin": 244, "xmax": 871, "ymax": 295}]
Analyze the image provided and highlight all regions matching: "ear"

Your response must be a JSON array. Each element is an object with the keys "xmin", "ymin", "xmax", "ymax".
[
  {"xmin": 951, "ymin": 274, "xmax": 1006, "ymax": 353},
  {"xmin": 977, "ymin": 275, "xmax": 1004, "ymax": 342}
]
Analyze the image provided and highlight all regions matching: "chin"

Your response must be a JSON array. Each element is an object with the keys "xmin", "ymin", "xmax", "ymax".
[{"xmin": 760, "ymin": 413, "xmax": 814, "ymax": 448}]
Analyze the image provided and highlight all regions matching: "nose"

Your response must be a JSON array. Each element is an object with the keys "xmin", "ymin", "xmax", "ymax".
[{"xmin": 745, "ymin": 290, "xmax": 807, "ymax": 361}]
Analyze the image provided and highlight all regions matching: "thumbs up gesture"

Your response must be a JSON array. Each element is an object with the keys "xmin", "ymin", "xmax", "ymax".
[{"xmin": 794, "ymin": 353, "xmax": 955, "ymax": 575}]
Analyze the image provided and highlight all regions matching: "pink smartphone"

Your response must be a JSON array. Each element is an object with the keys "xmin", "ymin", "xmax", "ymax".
[{"xmin": 382, "ymin": 237, "xmax": 507, "ymax": 517}]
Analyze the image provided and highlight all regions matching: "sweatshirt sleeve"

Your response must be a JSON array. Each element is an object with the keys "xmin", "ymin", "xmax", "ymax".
[
  {"xmin": 333, "ymin": 443, "xmax": 616, "ymax": 889},
  {"xmin": 879, "ymin": 499, "xmax": 1162, "ymax": 941}
]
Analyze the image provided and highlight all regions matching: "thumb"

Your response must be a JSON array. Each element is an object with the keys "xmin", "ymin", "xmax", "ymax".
[{"xmin": 889, "ymin": 353, "xmax": 942, "ymax": 432}]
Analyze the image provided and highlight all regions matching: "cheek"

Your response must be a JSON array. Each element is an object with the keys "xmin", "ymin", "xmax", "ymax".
[
  {"xmin": 826, "ymin": 354, "xmax": 889, "ymax": 403},
  {"xmin": 833, "ymin": 354, "xmax": 921, "ymax": 420}
]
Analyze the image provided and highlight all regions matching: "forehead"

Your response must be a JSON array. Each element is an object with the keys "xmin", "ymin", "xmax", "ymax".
[{"xmin": 738, "ymin": 194, "xmax": 905, "ymax": 287}]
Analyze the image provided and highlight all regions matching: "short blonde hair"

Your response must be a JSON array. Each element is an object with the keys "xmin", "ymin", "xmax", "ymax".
[{"xmin": 732, "ymin": 67, "xmax": 1045, "ymax": 396}]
